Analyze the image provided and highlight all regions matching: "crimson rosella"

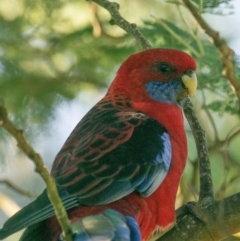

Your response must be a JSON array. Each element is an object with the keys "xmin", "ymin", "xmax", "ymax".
[{"xmin": 0, "ymin": 48, "xmax": 197, "ymax": 241}]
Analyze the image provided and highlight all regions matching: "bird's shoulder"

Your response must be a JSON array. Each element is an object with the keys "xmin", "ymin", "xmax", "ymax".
[
  {"xmin": 53, "ymin": 95, "xmax": 148, "ymax": 165},
  {"xmin": 52, "ymin": 95, "xmax": 170, "ymax": 172}
]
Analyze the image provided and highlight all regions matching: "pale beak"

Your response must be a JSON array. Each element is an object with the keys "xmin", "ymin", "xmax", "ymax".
[{"xmin": 182, "ymin": 72, "xmax": 198, "ymax": 97}]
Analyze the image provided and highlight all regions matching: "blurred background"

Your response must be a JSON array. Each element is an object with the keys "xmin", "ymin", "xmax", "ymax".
[{"xmin": 0, "ymin": 0, "xmax": 240, "ymax": 240}]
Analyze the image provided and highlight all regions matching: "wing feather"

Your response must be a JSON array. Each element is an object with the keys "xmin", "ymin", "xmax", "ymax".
[
  {"xmin": 53, "ymin": 96, "xmax": 172, "ymax": 205},
  {"xmin": 0, "ymin": 96, "xmax": 172, "ymax": 239}
]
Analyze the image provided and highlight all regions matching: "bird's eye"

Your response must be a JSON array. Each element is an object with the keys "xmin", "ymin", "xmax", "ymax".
[
  {"xmin": 157, "ymin": 63, "xmax": 172, "ymax": 75},
  {"xmin": 185, "ymin": 69, "xmax": 194, "ymax": 76}
]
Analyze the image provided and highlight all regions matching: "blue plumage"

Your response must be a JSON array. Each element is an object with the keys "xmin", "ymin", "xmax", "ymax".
[
  {"xmin": 159, "ymin": 132, "xmax": 172, "ymax": 171},
  {"xmin": 145, "ymin": 80, "xmax": 186, "ymax": 104},
  {"xmin": 60, "ymin": 209, "xmax": 141, "ymax": 241}
]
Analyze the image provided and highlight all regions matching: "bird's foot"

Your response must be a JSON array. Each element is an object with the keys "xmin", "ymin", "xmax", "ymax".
[{"xmin": 176, "ymin": 201, "xmax": 208, "ymax": 224}]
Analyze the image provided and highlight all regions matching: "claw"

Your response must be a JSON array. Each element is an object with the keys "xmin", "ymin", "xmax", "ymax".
[{"xmin": 176, "ymin": 202, "xmax": 208, "ymax": 223}]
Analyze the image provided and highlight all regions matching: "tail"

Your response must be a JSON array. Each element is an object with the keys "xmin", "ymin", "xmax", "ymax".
[
  {"xmin": 69, "ymin": 209, "xmax": 141, "ymax": 241},
  {"xmin": 0, "ymin": 189, "xmax": 80, "ymax": 240},
  {"xmin": 19, "ymin": 209, "xmax": 141, "ymax": 241}
]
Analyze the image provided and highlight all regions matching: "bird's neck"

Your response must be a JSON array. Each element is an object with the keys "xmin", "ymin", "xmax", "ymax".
[{"xmin": 131, "ymin": 101, "xmax": 184, "ymax": 133}]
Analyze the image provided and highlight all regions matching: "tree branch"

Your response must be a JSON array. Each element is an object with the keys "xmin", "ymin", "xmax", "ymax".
[
  {"xmin": 159, "ymin": 192, "xmax": 240, "ymax": 241},
  {"xmin": 0, "ymin": 104, "xmax": 72, "ymax": 241},
  {"xmin": 182, "ymin": 99, "xmax": 214, "ymax": 204},
  {"xmin": 182, "ymin": 0, "xmax": 240, "ymax": 112}
]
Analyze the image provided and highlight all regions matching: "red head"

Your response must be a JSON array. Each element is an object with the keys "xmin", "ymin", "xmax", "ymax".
[{"xmin": 108, "ymin": 48, "xmax": 197, "ymax": 104}]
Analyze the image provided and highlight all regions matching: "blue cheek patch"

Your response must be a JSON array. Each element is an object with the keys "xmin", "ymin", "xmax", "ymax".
[{"xmin": 145, "ymin": 81, "xmax": 180, "ymax": 104}]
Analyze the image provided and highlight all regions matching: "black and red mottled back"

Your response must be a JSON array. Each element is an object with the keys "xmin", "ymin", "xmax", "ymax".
[{"xmin": 51, "ymin": 95, "xmax": 171, "ymax": 204}]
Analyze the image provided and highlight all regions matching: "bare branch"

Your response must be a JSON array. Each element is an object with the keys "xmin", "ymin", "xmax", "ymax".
[
  {"xmin": 0, "ymin": 104, "xmax": 72, "ymax": 241},
  {"xmin": 159, "ymin": 192, "xmax": 240, "ymax": 241},
  {"xmin": 0, "ymin": 179, "xmax": 36, "ymax": 199},
  {"xmin": 90, "ymin": 3, "xmax": 102, "ymax": 37},
  {"xmin": 90, "ymin": 0, "xmax": 152, "ymax": 50},
  {"xmin": 182, "ymin": 0, "xmax": 240, "ymax": 112},
  {"xmin": 183, "ymin": 99, "xmax": 214, "ymax": 204}
]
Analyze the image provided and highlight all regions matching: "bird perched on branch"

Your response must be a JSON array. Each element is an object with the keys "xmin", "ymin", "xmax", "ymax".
[{"xmin": 0, "ymin": 48, "xmax": 197, "ymax": 241}]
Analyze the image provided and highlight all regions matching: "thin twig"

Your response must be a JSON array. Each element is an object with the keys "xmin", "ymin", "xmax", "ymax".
[
  {"xmin": 182, "ymin": 0, "xmax": 240, "ymax": 112},
  {"xmin": 183, "ymin": 98, "xmax": 214, "ymax": 204},
  {"xmin": 0, "ymin": 179, "xmax": 37, "ymax": 199},
  {"xmin": 90, "ymin": 0, "xmax": 152, "ymax": 49},
  {"xmin": 90, "ymin": 2, "xmax": 102, "ymax": 37},
  {"xmin": 0, "ymin": 104, "xmax": 72, "ymax": 241}
]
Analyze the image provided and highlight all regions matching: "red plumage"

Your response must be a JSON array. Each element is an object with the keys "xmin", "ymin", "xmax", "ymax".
[{"xmin": 0, "ymin": 48, "xmax": 197, "ymax": 241}]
